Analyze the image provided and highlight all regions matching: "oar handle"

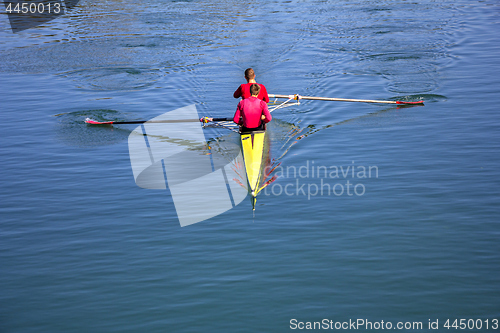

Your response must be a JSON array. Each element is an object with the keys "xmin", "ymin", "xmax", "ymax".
[{"xmin": 268, "ymin": 94, "xmax": 424, "ymax": 105}]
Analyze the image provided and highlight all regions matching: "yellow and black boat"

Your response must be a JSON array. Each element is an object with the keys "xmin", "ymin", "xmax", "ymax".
[{"xmin": 240, "ymin": 129, "xmax": 267, "ymax": 210}]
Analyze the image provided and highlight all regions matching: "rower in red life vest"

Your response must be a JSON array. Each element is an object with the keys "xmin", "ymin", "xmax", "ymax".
[
  {"xmin": 233, "ymin": 68, "xmax": 269, "ymax": 103},
  {"xmin": 233, "ymin": 83, "xmax": 272, "ymax": 132}
]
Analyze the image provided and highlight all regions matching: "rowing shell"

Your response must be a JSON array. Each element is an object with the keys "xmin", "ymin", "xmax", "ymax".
[
  {"xmin": 240, "ymin": 129, "xmax": 267, "ymax": 210},
  {"xmin": 85, "ymin": 92, "xmax": 420, "ymax": 213}
]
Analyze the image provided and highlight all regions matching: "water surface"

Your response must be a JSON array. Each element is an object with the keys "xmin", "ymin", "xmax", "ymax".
[{"xmin": 1, "ymin": 0, "xmax": 499, "ymax": 332}]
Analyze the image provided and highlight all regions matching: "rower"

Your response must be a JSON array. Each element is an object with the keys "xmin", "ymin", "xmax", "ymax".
[
  {"xmin": 233, "ymin": 68, "xmax": 269, "ymax": 103},
  {"xmin": 233, "ymin": 83, "xmax": 272, "ymax": 133}
]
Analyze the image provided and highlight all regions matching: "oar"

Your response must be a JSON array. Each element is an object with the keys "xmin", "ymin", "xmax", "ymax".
[
  {"xmin": 269, "ymin": 94, "xmax": 424, "ymax": 105},
  {"xmin": 85, "ymin": 117, "xmax": 232, "ymax": 125}
]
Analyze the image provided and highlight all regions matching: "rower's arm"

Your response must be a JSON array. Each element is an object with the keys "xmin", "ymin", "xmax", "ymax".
[
  {"xmin": 233, "ymin": 84, "xmax": 242, "ymax": 99},
  {"xmin": 261, "ymin": 101, "xmax": 272, "ymax": 123},
  {"xmin": 260, "ymin": 85, "xmax": 269, "ymax": 103},
  {"xmin": 233, "ymin": 102, "xmax": 243, "ymax": 124}
]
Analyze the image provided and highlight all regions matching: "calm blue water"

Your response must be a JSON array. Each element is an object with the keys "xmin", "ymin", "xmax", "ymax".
[{"xmin": 1, "ymin": 0, "xmax": 499, "ymax": 332}]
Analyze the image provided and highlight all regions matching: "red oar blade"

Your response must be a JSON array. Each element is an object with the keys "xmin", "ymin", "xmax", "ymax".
[
  {"xmin": 396, "ymin": 100, "xmax": 424, "ymax": 105},
  {"xmin": 85, "ymin": 118, "xmax": 114, "ymax": 125}
]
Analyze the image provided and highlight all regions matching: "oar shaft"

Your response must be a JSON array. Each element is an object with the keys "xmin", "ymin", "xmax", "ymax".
[
  {"xmin": 269, "ymin": 94, "xmax": 396, "ymax": 104},
  {"xmin": 269, "ymin": 94, "xmax": 423, "ymax": 105},
  {"xmin": 134, "ymin": 117, "xmax": 232, "ymax": 124},
  {"xmin": 85, "ymin": 117, "xmax": 233, "ymax": 125},
  {"xmin": 212, "ymin": 117, "xmax": 233, "ymax": 122},
  {"xmin": 117, "ymin": 119, "xmax": 201, "ymax": 124}
]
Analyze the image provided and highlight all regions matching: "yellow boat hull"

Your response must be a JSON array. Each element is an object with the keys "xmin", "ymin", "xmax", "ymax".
[{"xmin": 240, "ymin": 130, "xmax": 267, "ymax": 209}]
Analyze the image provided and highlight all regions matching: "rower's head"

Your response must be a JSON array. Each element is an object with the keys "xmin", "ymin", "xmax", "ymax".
[
  {"xmin": 245, "ymin": 68, "xmax": 255, "ymax": 82},
  {"xmin": 250, "ymin": 83, "xmax": 260, "ymax": 97}
]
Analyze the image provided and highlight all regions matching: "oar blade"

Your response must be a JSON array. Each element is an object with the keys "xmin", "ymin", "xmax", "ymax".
[
  {"xmin": 85, "ymin": 118, "xmax": 114, "ymax": 125},
  {"xmin": 396, "ymin": 100, "xmax": 425, "ymax": 105}
]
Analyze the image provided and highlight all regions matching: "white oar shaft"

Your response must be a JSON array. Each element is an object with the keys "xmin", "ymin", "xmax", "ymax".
[{"xmin": 269, "ymin": 94, "xmax": 397, "ymax": 104}]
